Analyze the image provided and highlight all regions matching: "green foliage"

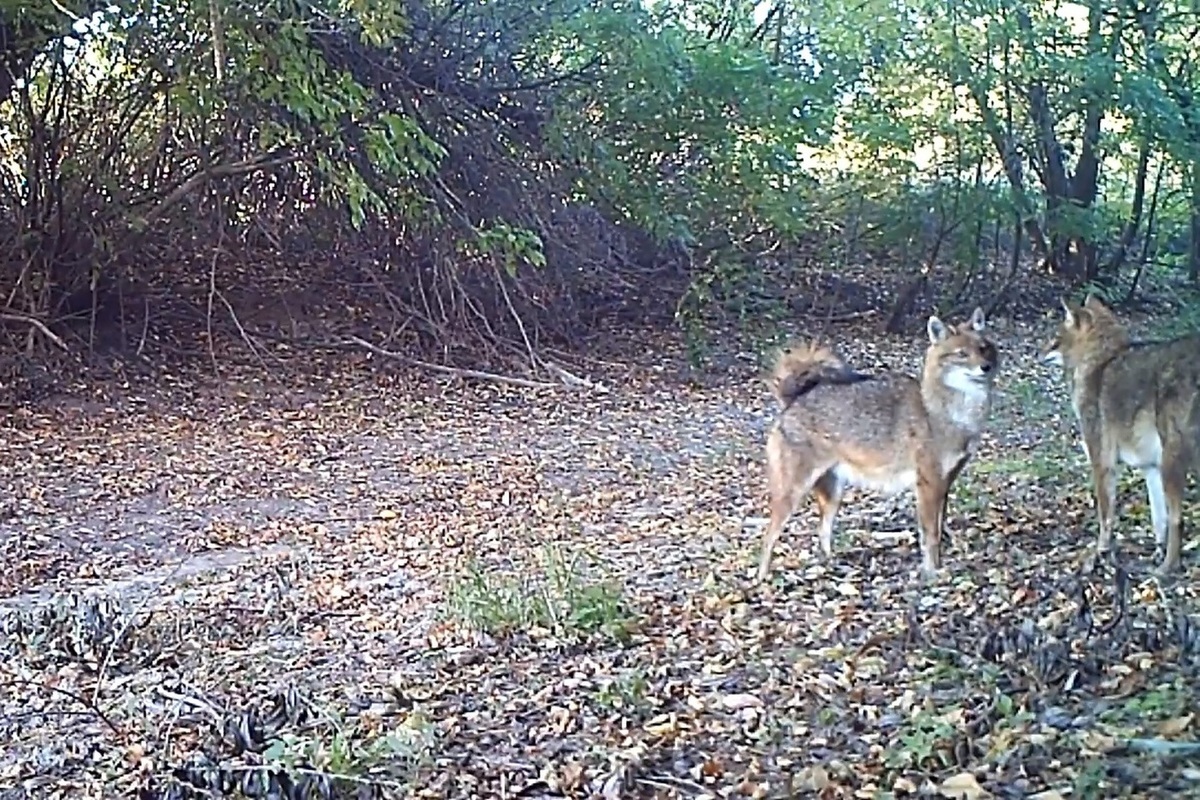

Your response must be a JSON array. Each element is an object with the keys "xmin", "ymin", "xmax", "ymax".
[
  {"xmin": 6, "ymin": 0, "xmax": 1200, "ymax": 347},
  {"xmin": 593, "ymin": 668, "xmax": 649, "ymax": 710},
  {"xmin": 460, "ymin": 222, "xmax": 547, "ymax": 277},
  {"xmin": 541, "ymin": 3, "xmax": 831, "ymax": 249},
  {"xmin": 260, "ymin": 709, "xmax": 435, "ymax": 788},
  {"xmin": 445, "ymin": 544, "xmax": 636, "ymax": 643},
  {"xmin": 884, "ymin": 708, "xmax": 961, "ymax": 770},
  {"xmin": 0, "ymin": 0, "xmax": 441, "ymax": 227}
]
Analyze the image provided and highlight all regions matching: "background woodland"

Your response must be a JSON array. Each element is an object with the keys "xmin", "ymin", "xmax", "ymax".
[{"xmin": 2, "ymin": 0, "xmax": 1199, "ymax": 384}]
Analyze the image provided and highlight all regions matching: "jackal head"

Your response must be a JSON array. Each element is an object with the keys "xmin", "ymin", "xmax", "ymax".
[
  {"xmin": 1041, "ymin": 295, "xmax": 1125, "ymax": 368},
  {"xmin": 926, "ymin": 306, "xmax": 998, "ymax": 393}
]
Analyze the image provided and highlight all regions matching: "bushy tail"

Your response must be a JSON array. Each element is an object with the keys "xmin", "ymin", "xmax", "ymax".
[{"xmin": 767, "ymin": 342, "xmax": 863, "ymax": 408}]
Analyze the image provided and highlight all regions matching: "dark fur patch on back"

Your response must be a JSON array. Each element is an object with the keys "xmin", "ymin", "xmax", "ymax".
[{"xmin": 784, "ymin": 366, "xmax": 873, "ymax": 401}]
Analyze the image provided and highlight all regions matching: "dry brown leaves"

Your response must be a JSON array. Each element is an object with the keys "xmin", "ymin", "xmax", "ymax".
[{"xmin": 3, "ymin": 317, "xmax": 1200, "ymax": 799}]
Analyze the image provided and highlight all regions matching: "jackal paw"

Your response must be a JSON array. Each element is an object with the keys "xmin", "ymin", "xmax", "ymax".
[{"xmin": 1082, "ymin": 546, "xmax": 1117, "ymax": 574}]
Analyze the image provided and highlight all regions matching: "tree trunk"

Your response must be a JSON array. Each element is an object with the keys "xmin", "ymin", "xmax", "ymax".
[
  {"xmin": 1107, "ymin": 139, "xmax": 1150, "ymax": 276},
  {"xmin": 1009, "ymin": 0, "xmax": 1115, "ymax": 283},
  {"xmin": 1190, "ymin": 156, "xmax": 1200, "ymax": 283}
]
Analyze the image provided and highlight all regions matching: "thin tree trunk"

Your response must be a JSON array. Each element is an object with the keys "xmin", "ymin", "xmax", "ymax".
[
  {"xmin": 1190, "ymin": 156, "xmax": 1200, "ymax": 283},
  {"xmin": 1107, "ymin": 139, "xmax": 1151, "ymax": 276}
]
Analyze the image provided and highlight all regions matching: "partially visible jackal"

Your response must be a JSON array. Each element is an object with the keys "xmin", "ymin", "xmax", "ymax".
[
  {"xmin": 1042, "ymin": 295, "xmax": 1200, "ymax": 574},
  {"xmin": 756, "ymin": 308, "xmax": 999, "ymax": 581}
]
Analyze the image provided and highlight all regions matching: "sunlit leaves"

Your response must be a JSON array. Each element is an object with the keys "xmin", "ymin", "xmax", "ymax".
[
  {"xmin": 338, "ymin": 0, "xmax": 407, "ymax": 47},
  {"xmin": 459, "ymin": 221, "xmax": 546, "ymax": 277},
  {"xmin": 539, "ymin": 3, "xmax": 833, "ymax": 252}
]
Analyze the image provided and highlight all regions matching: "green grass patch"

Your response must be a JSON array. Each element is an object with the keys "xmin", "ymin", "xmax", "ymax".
[
  {"xmin": 1002, "ymin": 376, "xmax": 1062, "ymax": 419},
  {"xmin": 1099, "ymin": 681, "xmax": 1192, "ymax": 729},
  {"xmin": 594, "ymin": 668, "xmax": 650, "ymax": 710},
  {"xmin": 256, "ymin": 709, "xmax": 436, "ymax": 793},
  {"xmin": 445, "ymin": 543, "xmax": 636, "ymax": 643}
]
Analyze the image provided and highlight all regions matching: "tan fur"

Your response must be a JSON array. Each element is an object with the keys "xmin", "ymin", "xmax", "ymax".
[
  {"xmin": 1042, "ymin": 295, "xmax": 1200, "ymax": 573},
  {"xmin": 757, "ymin": 307, "xmax": 999, "ymax": 581}
]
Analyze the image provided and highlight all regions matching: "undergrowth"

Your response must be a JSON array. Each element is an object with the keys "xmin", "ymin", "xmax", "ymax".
[{"xmin": 444, "ymin": 543, "xmax": 636, "ymax": 643}]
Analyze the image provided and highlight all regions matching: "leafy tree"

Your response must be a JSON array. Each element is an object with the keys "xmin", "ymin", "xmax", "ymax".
[{"xmin": 2, "ymin": 0, "xmax": 1200, "ymax": 366}]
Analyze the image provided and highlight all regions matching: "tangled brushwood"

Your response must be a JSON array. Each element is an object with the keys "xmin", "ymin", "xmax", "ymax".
[
  {"xmin": 909, "ymin": 560, "xmax": 1200, "ymax": 689},
  {"xmin": 138, "ymin": 684, "xmax": 435, "ymax": 799},
  {"xmin": 142, "ymin": 688, "xmax": 379, "ymax": 800},
  {"xmin": 0, "ymin": 0, "xmax": 685, "ymax": 372},
  {"xmin": 1, "ymin": 590, "xmax": 435, "ymax": 798},
  {"xmin": 1, "ymin": 591, "xmax": 136, "ymax": 665}
]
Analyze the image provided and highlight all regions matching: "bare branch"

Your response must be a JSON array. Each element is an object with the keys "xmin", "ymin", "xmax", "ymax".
[
  {"xmin": 0, "ymin": 311, "xmax": 68, "ymax": 349},
  {"xmin": 345, "ymin": 335, "xmax": 558, "ymax": 390},
  {"xmin": 135, "ymin": 151, "xmax": 299, "ymax": 229}
]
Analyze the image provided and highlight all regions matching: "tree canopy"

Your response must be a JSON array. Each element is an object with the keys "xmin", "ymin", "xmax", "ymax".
[{"xmin": 1, "ymin": 0, "xmax": 1198, "ymax": 367}]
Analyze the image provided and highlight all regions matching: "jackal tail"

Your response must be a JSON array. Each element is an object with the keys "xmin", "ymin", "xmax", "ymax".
[{"xmin": 767, "ymin": 343, "xmax": 868, "ymax": 408}]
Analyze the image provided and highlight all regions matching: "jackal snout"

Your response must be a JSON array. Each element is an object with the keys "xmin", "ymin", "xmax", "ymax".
[{"xmin": 1040, "ymin": 295, "xmax": 1122, "ymax": 368}]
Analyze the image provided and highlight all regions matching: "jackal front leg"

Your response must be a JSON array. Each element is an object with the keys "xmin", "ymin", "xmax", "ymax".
[
  {"xmin": 915, "ymin": 465, "xmax": 948, "ymax": 575},
  {"xmin": 1155, "ymin": 459, "xmax": 1186, "ymax": 575},
  {"xmin": 939, "ymin": 456, "xmax": 968, "ymax": 551},
  {"xmin": 1087, "ymin": 444, "xmax": 1118, "ymax": 559}
]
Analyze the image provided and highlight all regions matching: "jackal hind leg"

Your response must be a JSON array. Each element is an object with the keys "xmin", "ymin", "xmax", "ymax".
[
  {"xmin": 1144, "ymin": 464, "xmax": 1169, "ymax": 564},
  {"xmin": 1155, "ymin": 454, "xmax": 1187, "ymax": 575},
  {"xmin": 1087, "ymin": 439, "xmax": 1118, "ymax": 559},
  {"xmin": 812, "ymin": 470, "xmax": 846, "ymax": 560},
  {"xmin": 757, "ymin": 436, "xmax": 827, "ymax": 583}
]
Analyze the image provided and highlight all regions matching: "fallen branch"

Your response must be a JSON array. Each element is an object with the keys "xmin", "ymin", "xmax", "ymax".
[
  {"xmin": 538, "ymin": 357, "xmax": 610, "ymax": 393},
  {"xmin": 1123, "ymin": 738, "xmax": 1200, "ymax": 755},
  {"xmin": 0, "ymin": 672, "xmax": 123, "ymax": 735},
  {"xmin": 92, "ymin": 558, "xmax": 188, "ymax": 711},
  {"xmin": 0, "ymin": 311, "xmax": 68, "ymax": 350},
  {"xmin": 345, "ymin": 335, "xmax": 557, "ymax": 390}
]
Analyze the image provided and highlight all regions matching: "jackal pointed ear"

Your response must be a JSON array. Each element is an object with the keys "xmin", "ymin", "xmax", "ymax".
[
  {"xmin": 1060, "ymin": 297, "xmax": 1078, "ymax": 326},
  {"xmin": 969, "ymin": 306, "xmax": 986, "ymax": 332},
  {"xmin": 927, "ymin": 315, "xmax": 949, "ymax": 343},
  {"xmin": 1083, "ymin": 294, "xmax": 1110, "ymax": 315}
]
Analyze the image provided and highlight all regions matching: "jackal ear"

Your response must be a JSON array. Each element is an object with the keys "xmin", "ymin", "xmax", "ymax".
[
  {"xmin": 927, "ymin": 315, "xmax": 949, "ymax": 343},
  {"xmin": 1083, "ymin": 294, "xmax": 1111, "ymax": 316},
  {"xmin": 969, "ymin": 306, "xmax": 986, "ymax": 332},
  {"xmin": 1060, "ymin": 297, "xmax": 1077, "ymax": 326}
]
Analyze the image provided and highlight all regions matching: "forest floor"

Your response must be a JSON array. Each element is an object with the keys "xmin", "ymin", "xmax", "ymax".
[{"xmin": 3, "ymin": 306, "xmax": 1200, "ymax": 800}]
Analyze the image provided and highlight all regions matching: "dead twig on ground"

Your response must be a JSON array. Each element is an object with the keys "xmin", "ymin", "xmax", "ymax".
[
  {"xmin": 0, "ymin": 311, "xmax": 68, "ymax": 350},
  {"xmin": 346, "ymin": 335, "xmax": 558, "ymax": 389},
  {"xmin": 1, "ymin": 671, "xmax": 124, "ymax": 735}
]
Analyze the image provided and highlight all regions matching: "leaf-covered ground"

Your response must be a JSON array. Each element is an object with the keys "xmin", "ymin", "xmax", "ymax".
[{"xmin": 3, "ymin": 315, "xmax": 1200, "ymax": 799}]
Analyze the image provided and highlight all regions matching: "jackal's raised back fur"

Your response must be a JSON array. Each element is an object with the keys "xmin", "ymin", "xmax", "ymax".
[
  {"xmin": 1043, "ymin": 295, "xmax": 1200, "ymax": 573},
  {"xmin": 757, "ymin": 308, "xmax": 999, "ymax": 581}
]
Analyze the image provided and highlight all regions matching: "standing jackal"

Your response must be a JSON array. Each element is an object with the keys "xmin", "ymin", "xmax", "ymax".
[
  {"xmin": 1043, "ymin": 295, "xmax": 1200, "ymax": 574},
  {"xmin": 756, "ymin": 308, "xmax": 999, "ymax": 581}
]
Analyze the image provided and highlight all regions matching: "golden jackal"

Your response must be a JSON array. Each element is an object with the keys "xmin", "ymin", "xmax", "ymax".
[
  {"xmin": 756, "ymin": 308, "xmax": 999, "ymax": 581},
  {"xmin": 1043, "ymin": 295, "xmax": 1200, "ymax": 574}
]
